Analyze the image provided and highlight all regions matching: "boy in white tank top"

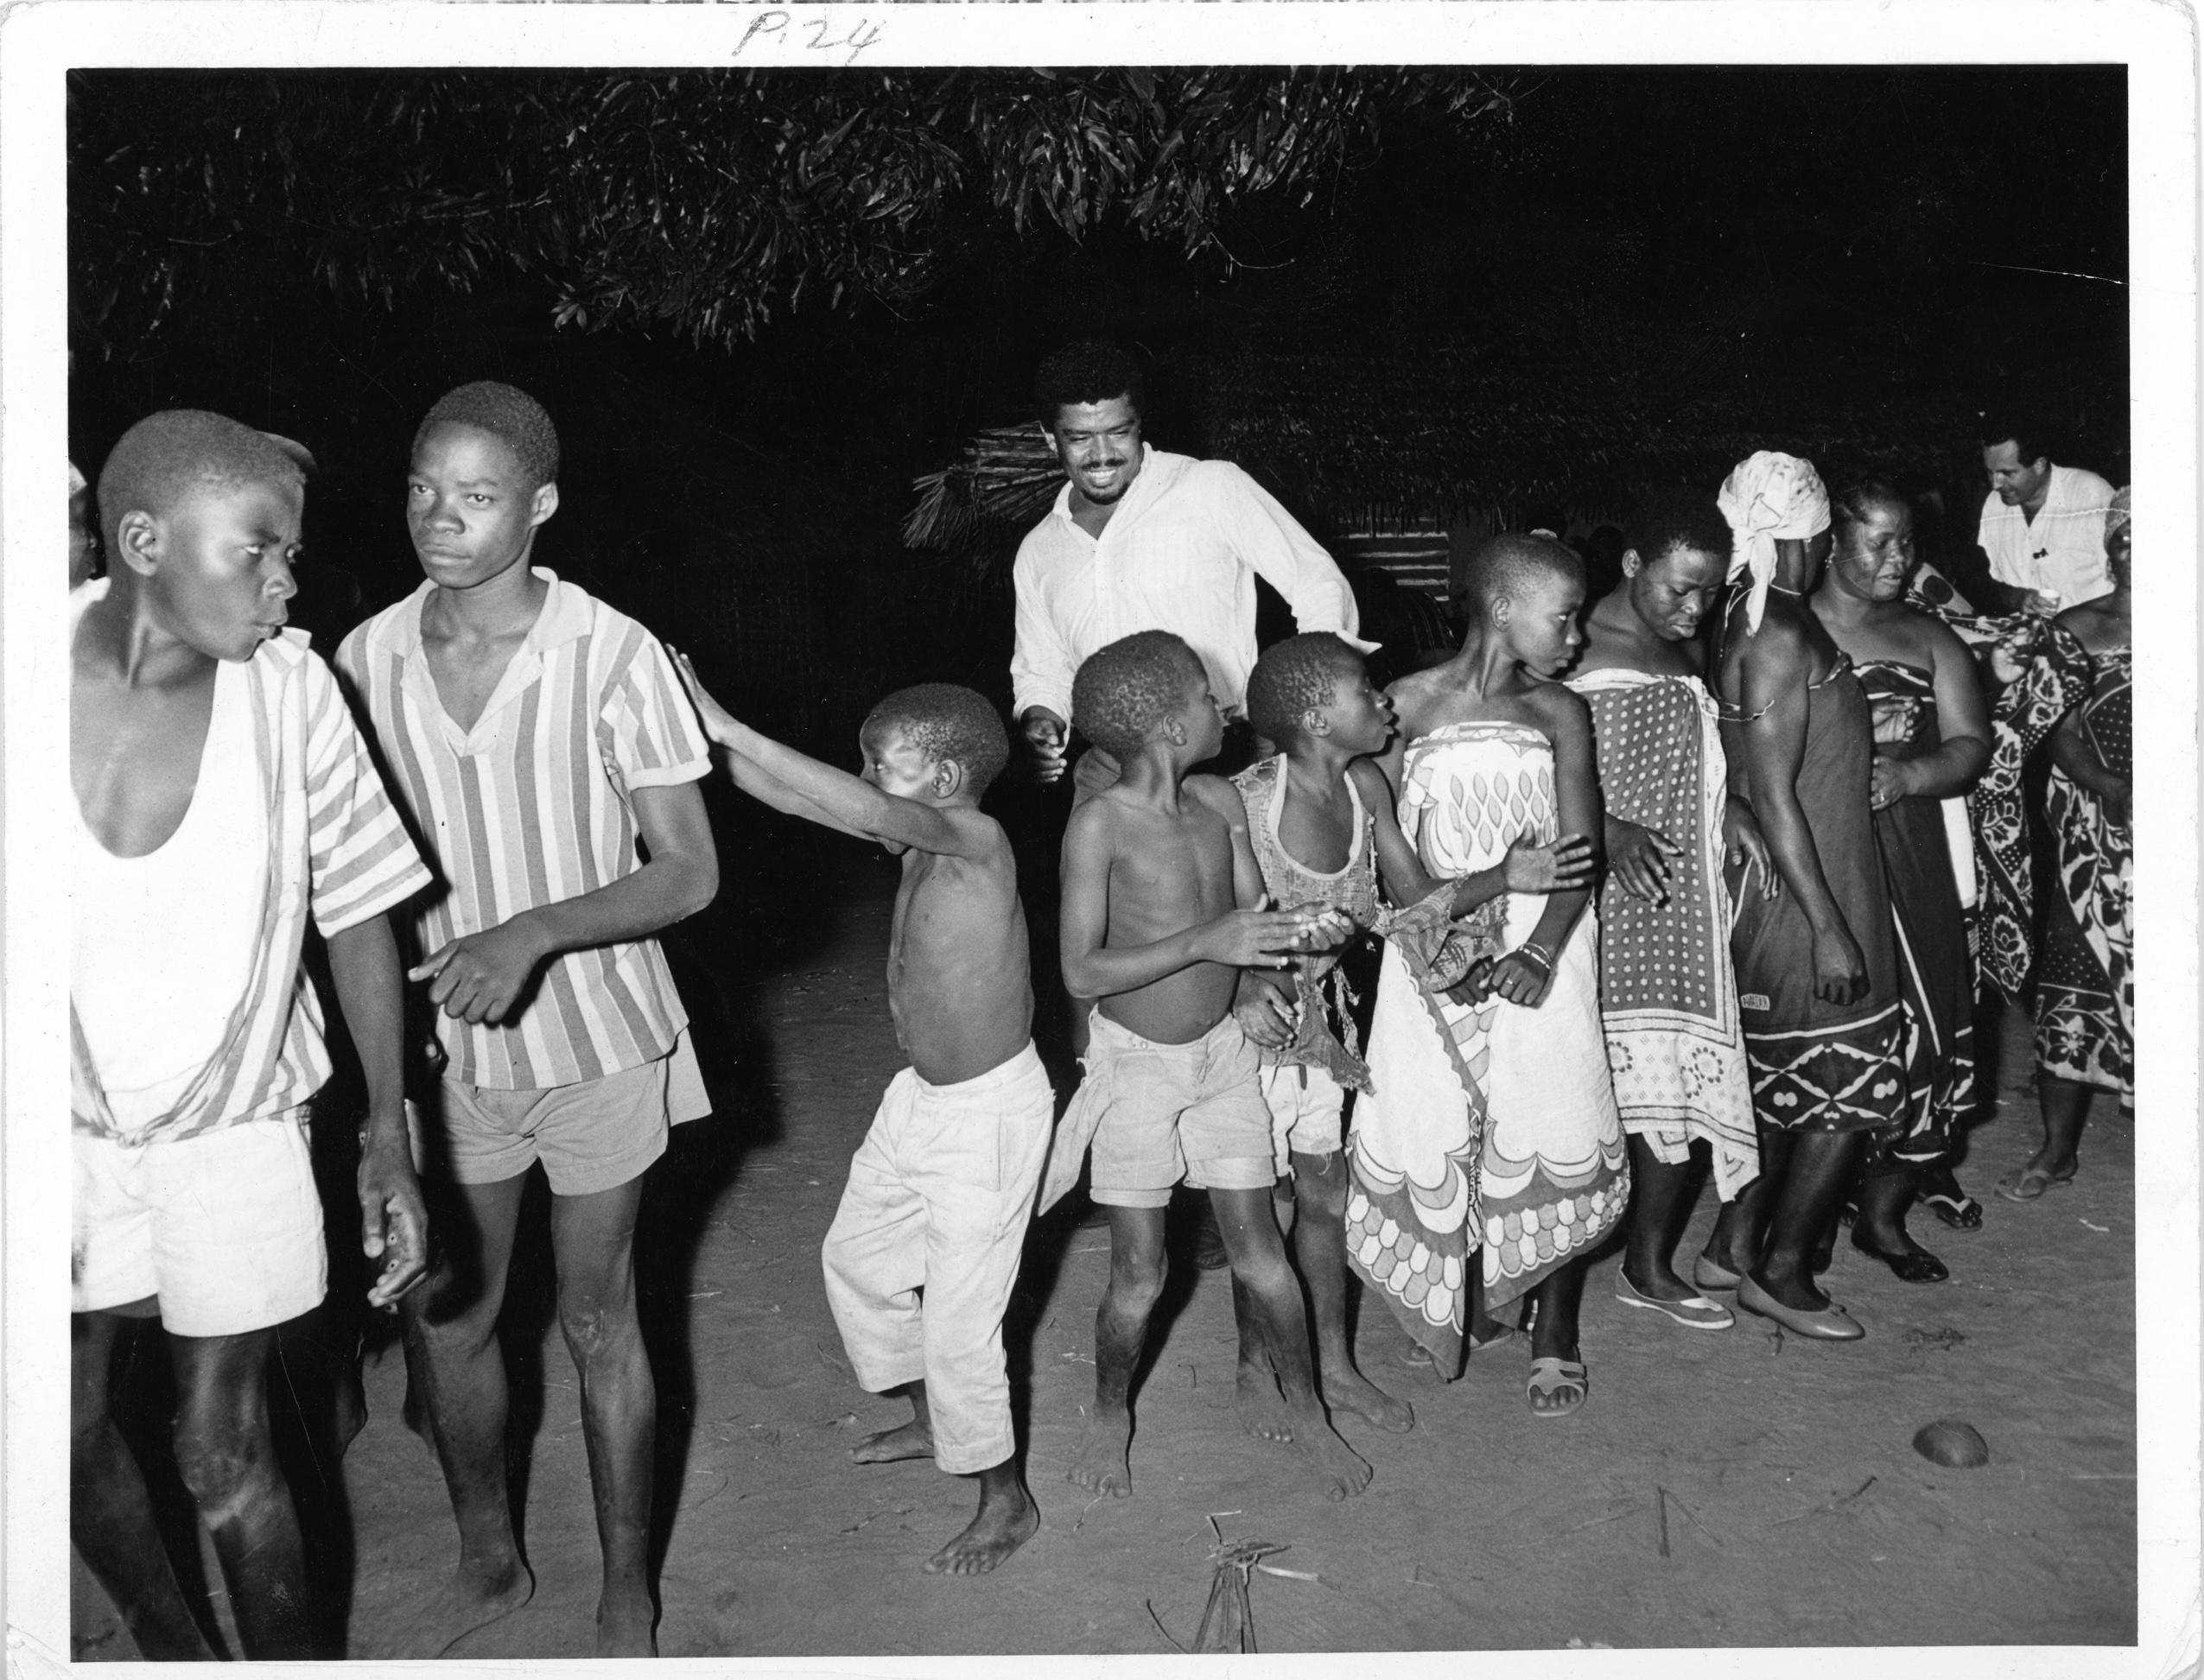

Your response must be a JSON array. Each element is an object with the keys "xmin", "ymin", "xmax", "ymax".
[
  {"xmin": 1235, "ymin": 634, "xmax": 1597, "ymax": 1428},
  {"xmin": 70, "ymin": 411, "xmax": 431, "ymax": 1658}
]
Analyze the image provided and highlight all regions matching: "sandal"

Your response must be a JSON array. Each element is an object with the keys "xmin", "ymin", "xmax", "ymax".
[
  {"xmin": 1920, "ymin": 1187, "xmax": 1985, "ymax": 1229},
  {"xmin": 1526, "ymin": 1357, "xmax": 1588, "ymax": 1419},
  {"xmin": 1996, "ymin": 1163, "xmax": 2077, "ymax": 1202}
]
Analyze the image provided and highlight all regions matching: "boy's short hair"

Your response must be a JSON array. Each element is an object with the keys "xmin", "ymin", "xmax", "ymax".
[
  {"xmin": 863, "ymin": 683, "xmax": 1011, "ymax": 797},
  {"xmin": 1622, "ymin": 488, "xmax": 1733, "ymax": 568},
  {"xmin": 1460, "ymin": 532, "xmax": 1585, "ymax": 617},
  {"xmin": 1245, "ymin": 631, "xmax": 1365, "ymax": 746},
  {"xmin": 1072, "ymin": 630, "xmax": 1200, "ymax": 757},
  {"xmin": 96, "ymin": 409, "xmax": 308, "ymax": 560},
  {"xmin": 414, "ymin": 381, "xmax": 560, "ymax": 489},
  {"xmin": 1033, "ymin": 340, "xmax": 1146, "ymax": 429}
]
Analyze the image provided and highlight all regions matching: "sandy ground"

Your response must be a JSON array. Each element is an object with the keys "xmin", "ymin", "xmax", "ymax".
[{"xmin": 73, "ymin": 845, "xmax": 2137, "ymax": 1660}]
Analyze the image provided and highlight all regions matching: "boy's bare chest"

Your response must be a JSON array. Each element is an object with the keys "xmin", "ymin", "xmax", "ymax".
[
  {"xmin": 72, "ymin": 669, "xmax": 217, "ymax": 858},
  {"xmin": 1114, "ymin": 807, "xmax": 1235, "ymax": 912},
  {"xmin": 423, "ymin": 632, "xmax": 530, "ymax": 734}
]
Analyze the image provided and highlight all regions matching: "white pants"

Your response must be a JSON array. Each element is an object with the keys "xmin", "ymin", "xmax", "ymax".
[
  {"xmin": 820, "ymin": 1043, "xmax": 1053, "ymax": 1474},
  {"xmin": 73, "ymin": 1113, "xmax": 326, "ymax": 1337}
]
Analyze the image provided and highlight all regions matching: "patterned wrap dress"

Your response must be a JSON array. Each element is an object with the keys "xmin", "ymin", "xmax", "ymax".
[
  {"xmin": 1724, "ymin": 655, "xmax": 1907, "ymax": 1134},
  {"xmin": 1568, "ymin": 669, "xmax": 1758, "ymax": 1200},
  {"xmin": 1349, "ymin": 721, "xmax": 1629, "ymax": 1369},
  {"xmin": 2034, "ymin": 645, "xmax": 2132, "ymax": 1102},
  {"xmin": 1854, "ymin": 661, "xmax": 1978, "ymax": 1171}
]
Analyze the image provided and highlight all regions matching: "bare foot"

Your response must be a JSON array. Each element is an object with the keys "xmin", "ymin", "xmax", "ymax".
[
  {"xmin": 851, "ymin": 1419, "xmax": 935, "ymax": 1465},
  {"xmin": 1321, "ymin": 1365, "xmax": 1415, "ymax": 1434},
  {"xmin": 1290, "ymin": 1415, "xmax": 1373, "ymax": 1502},
  {"xmin": 1066, "ymin": 1411, "xmax": 1133, "ymax": 1498},
  {"xmin": 383, "ymin": 1556, "xmax": 534, "ymax": 1658},
  {"xmin": 924, "ymin": 1486, "xmax": 1039, "ymax": 1575},
  {"xmin": 595, "ymin": 1583, "xmax": 656, "ymax": 1658},
  {"xmin": 1235, "ymin": 1362, "xmax": 1296, "ymax": 1442}
]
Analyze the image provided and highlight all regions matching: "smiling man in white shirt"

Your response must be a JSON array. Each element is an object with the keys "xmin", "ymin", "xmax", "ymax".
[{"xmin": 1010, "ymin": 340, "xmax": 1374, "ymax": 789}]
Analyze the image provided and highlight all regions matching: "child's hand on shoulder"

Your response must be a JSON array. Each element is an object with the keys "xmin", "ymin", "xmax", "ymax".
[
  {"xmin": 669, "ymin": 647, "xmax": 737, "ymax": 745},
  {"xmin": 1502, "ymin": 833, "xmax": 1596, "ymax": 895}
]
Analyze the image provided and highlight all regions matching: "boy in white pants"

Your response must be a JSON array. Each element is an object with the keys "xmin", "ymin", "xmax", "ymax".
[{"xmin": 676, "ymin": 662, "xmax": 1050, "ymax": 1576}]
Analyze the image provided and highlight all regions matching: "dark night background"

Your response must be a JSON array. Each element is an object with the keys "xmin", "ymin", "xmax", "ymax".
[{"xmin": 69, "ymin": 66, "xmax": 2129, "ymax": 753}]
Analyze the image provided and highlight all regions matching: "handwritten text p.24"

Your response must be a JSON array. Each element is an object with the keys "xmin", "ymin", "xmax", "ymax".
[{"xmin": 734, "ymin": 10, "xmax": 882, "ymax": 68}]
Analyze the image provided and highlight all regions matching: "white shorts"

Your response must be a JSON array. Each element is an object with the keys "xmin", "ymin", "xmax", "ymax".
[
  {"xmin": 73, "ymin": 1113, "xmax": 327, "ymax": 1337},
  {"xmin": 1261, "ymin": 1062, "xmax": 1347, "ymax": 1173}
]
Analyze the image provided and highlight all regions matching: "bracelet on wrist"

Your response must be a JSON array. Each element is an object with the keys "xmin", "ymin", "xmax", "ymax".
[{"xmin": 1515, "ymin": 941, "xmax": 1555, "ymax": 974}]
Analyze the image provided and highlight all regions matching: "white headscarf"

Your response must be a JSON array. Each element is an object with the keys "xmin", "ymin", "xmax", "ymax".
[{"xmin": 1717, "ymin": 451, "xmax": 1831, "ymax": 633}]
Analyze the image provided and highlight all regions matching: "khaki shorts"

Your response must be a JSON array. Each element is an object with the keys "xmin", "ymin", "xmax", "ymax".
[
  {"xmin": 1261, "ymin": 1061, "xmax": 1347, "ymax": 1172},
  {"xmin": 1080, "ymin": 1010, "xmax": 1275, "ymax": 1207},
  {"xmin": 435, "ymin": 1030, "xmax": 709, "ymax": 1196},
  {"xmin": 73, "ymin": 1112, "xmax": 327, "ymax": 1337}
]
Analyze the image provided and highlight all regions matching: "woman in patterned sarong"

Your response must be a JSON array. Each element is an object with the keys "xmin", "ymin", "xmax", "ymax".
[
  {"xmin": 1707, "ymin": 453, "xmax": 1906, "ymax": 1342},
  {"xmin": 1810, "ymin": 485, "xmax": 1990, "ymax": 1281},
  {"xmin": 1566, "ymin": 489, "xmax": 1766, "ymax": 1331},
  {"xmin": 1353, "ymin": 535, "xmax": 1627, "ymax": 1418},
  {"xmin": 2003, "ymin": 488, "xmax": 2132, "ymax": 1199}
]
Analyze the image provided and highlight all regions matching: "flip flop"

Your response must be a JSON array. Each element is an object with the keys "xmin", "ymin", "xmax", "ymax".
[
  {"xmin": 1526, "ymin": 1357, "xmax": 1589, "ymax": 1419},
  {"xmin": 1920, "ymin": 1188, "xmax": 1985, "ymax": 1230},
  {"xmin": 1996, "ymin": 1164, "xmax": 2077, "ymax": 1202},
  {"xmin": 1615, "ymin": 1272, "xmax": 1735, "ymax": 1330}
]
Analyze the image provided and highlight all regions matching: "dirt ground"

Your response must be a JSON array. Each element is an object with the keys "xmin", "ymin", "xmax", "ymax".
[{"xmin": 72, "ymin": 840, "xmax": 2137, "ymax": 1661}]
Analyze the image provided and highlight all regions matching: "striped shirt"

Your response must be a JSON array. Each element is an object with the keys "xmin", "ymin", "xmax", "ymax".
[
  {"xmin": 336, "ymin": 570, "xmax": 710, "ymax": 1090},
  {"xmin": 1010, "ymin": 447, "xmax": 1375, "ymax": 726},
  {"xmin": 70, "ymin": 579, "xmax": 433, "ymax": 1146}
]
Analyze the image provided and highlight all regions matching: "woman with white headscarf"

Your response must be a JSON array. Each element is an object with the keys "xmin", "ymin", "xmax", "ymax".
[{"xmin": 1703, "ymin": 452, "xmax": 1906, "ymax": 1341}]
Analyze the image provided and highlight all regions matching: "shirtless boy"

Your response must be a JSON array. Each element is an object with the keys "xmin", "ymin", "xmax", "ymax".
[
  {"xmin": 675, "ymin": 663, "xmax": 1051, "ymax": 1575},
  {"xmin": 339, "ymin": 382, "xmax": 719, "ymax": 1656},
  {"xmin": 73, "ymin": 411, "xmax": 431, "ymax": 1658},
  {"xmin": 1051, "ymin": 630, "xmax": 1370, "ymax": 1501},
  {"xmin": 1233, "ymin": 632, "xmax": 1594, "ymax": 1432}
]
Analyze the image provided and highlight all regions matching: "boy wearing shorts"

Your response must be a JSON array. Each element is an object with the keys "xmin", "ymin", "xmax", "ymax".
[
  {"xmin": 1045, "ymin": 631, "xmax": 1370, "ymax": 1503},
  {"xmin": 73, "ymin": 411, "xmax": 431, "ymax": 1658},
  {"xmin": 336, "ymin": 382, "xmax": 719, "ymax": 1658},
  {"xmin": 676, "ymin": 661, "xmax": 1050, "ymax": 1575}
]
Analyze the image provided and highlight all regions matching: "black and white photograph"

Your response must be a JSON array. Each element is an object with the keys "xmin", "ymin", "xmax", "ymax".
[{"xmin": 3, "ymin": 2, "xmax": 2196, "ymax": 1672}]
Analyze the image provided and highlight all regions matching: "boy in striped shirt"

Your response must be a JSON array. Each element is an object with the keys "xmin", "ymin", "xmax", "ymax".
[
  {"xmin": 336, "ymin": 383, "xmax": 719, "ymax": 1658},
  {"xmin": 72, "ymin": 411, "xmax": 432, "ymax": 1658}
]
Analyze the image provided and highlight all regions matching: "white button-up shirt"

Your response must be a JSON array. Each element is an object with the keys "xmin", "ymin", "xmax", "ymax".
[
  {"xmin": 1977, "ymin": 462, "xmax": 2115, "ymax": 607},
  {"xmin": 1010, "ymin": 446, "xmax": 1374, "ymax": 725}
]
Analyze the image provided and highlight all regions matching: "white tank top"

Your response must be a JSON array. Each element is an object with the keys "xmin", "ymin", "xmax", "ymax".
[{"xmin": 73, "ymin": 656, "xmax": 268, "ymax": 1127}]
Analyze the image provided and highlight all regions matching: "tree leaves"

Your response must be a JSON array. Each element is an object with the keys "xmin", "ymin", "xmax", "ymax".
[{"xmin": 71, "ymin": 67, "xmax": 1524, "ymax": 358}]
